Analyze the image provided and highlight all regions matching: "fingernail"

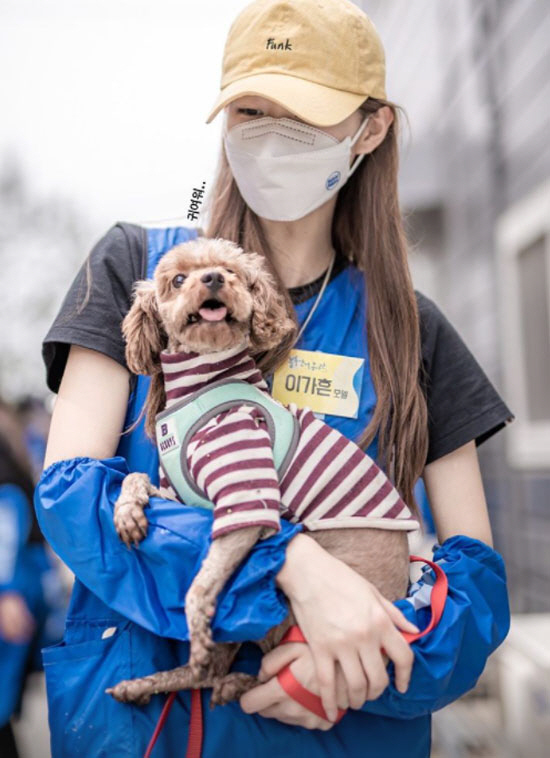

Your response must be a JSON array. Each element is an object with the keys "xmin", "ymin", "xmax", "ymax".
[{"xmin": 409, "ymin": 623, "xmax": 420, "ymax": 632}]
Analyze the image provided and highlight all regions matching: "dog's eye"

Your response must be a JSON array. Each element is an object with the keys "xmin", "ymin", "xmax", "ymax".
[
  {"xmin": 172, "ymin": 274, "xmax": 187, "ymax": 288},
  {"xmin": 225, "ymin": 268, "xmax": 235, "ymax": 275}
]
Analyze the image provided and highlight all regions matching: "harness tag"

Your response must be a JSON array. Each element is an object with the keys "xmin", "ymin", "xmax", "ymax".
[
  {"xmin": 157, "ymin": 417, "xmax": 181, "ymax": 455},
  {"xmin": 272, "ymin": 348, "xmax": 364, "ymax": 419}
]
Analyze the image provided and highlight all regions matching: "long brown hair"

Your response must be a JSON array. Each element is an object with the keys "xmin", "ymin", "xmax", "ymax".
[{"xmin": 203, "ymin": 98, "xmax": 429, "ymax": 518}]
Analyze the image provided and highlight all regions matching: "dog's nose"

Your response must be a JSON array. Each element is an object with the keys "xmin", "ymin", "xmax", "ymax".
[{"xmin": 200, "ymin": 271, "xmax": 225, "ymax": 292}]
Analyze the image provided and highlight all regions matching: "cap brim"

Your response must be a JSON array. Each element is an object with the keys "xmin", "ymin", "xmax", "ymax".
[{"xmin": 204, "ymin": 73, "xmax": 369, "ymax": 127}]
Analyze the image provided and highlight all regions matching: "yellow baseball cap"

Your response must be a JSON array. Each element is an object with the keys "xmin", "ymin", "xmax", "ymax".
[{"xmin": 205, "ymin": 0, "xmax": 386, "ymax": 127}]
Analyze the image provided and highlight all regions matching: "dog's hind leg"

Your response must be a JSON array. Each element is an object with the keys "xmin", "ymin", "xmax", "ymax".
[
  {"xmin": 106, "ymin": 642, "xmax": 240, "ymax": 705},
  {"xmin": 107, "ymin": 663, "xmax": 207, "ymax": 706}
]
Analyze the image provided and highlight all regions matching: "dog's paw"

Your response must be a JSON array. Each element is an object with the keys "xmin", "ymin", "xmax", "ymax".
[
  {"xmin": 106, "ymin": 680, "xmax": 152, "ymax": 706},
  {"xmin": 210, "ymin": 673, "xmax": 257, "ymax": 707},
  {"xmin": 114, "ymin": 501, "xmax": 148, "ymax": 548}
]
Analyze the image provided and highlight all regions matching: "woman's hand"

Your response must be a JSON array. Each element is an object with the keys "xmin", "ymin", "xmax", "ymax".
[
  {"xmin": 0, "ymin": 591, "xmax": 35, "ymax": 643},
  {"xmin": 276, "ymin": 534, "xmax": 418, "ymax": 721},
  {"xmin": 240, "ymin": 642, "xmax": 339, "ymax": 729}
]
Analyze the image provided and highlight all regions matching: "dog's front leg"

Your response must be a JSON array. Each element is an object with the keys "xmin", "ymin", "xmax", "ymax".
[
  {"xmin": 186, "ymin": 525, "xmax": 264, "ymax": 677},
  {"xmin": 114, "ymin": 472, "xmax": 163, "ymax": 547}
]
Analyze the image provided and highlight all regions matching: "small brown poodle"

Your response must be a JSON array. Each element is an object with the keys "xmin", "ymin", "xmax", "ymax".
[{"xmin": 106, "ymin": 237, "xmax": 417, "ymax": 707}]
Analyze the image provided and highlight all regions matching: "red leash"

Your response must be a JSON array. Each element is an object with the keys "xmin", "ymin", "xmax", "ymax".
[
  {"xmin": 144, "ymin": 689, "xmax": 203, "ymax": 758},
  {"xmin": 144, "ymin": 693, "xmax": 177, "ymax": 758},
  {"xmin": 144, "ymin": 554, "xmax": 447, "ymax": 756}
]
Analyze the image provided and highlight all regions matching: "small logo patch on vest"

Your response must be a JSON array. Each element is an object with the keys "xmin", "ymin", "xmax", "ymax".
[
  {"xmin": 159, "ymin": 435, "xmax": 177, "ymax": 452},
  {"xmin": 157, "ymin": 417, "xmax": 180, "ymax": 454}
]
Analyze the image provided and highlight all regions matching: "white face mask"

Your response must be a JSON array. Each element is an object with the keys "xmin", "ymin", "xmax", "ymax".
[{"xmin": 222, "ymin": 113, "xmax": 370, "ymax": 222}]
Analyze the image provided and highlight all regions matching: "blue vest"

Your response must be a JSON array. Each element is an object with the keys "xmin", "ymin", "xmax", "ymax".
[{"xmin": 35, "ymin": 225, "xmax": 510, "ymax": 757}]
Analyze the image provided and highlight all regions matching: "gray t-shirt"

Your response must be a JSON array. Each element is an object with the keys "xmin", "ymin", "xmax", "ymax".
[{"xmin": 42, "ymin": 222, "xmax": 515, "ymax": 465}]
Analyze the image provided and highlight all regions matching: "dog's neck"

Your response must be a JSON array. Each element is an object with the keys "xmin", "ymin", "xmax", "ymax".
[{"xmin": 159, "ymin": 342, "xmax": 269, "ymax": 408}]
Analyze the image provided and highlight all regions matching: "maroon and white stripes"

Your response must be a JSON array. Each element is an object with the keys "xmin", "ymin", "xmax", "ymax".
[
  {"xmin": 160, "ymin": 345, "xmax": 267, "ymax": 408},
  {"xmin": 187, "ymin": 406, "xmax": 281, "ymax": 539},
  {"xmin": 278, "ymin": 406, "xmax": 414, "ymax": 530},
  {"xmin": 157, "ymin": 344, "xmax": 420, "ymax": 537}
]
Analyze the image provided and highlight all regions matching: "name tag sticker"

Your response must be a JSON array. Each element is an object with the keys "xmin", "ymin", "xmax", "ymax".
[{"xmin": 272, "ymin": 349, "xmax": 364, "ymax": 418}]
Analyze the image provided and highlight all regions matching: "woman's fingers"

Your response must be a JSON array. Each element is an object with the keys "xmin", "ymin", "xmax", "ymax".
[
  {"xmin": 335, "ymin": 653, "xmax": 367, "ymax": 709},
  {"xmin": 259, "ymin": 645, "xmax": 351, "ymax": 712},
  {"xmin": 240, "ymin": 676, "xmax": 283, "ymax": 714},
  {"xmin": 377, "ymin": 593, "xmax": 419, "ymax": 634},
  {"xmin": 363, "ymin": 588, "xmax": 415, "ymax": 694},
  {"xmin": 334, "ymin": 662, "xmax": 350, "ymax": 710},
  {"xmin": 358, "ymin": 646, "xmax": 390, "ymax": 702},
  {"xmin": 380, "ymin": 630, "xmax": 415, "ymax": 694},
  {"xmin": 257, "ymin": 642, "xmax": 304, "ymax": 682},
  {"xmin": 311, "ymin": 651, "xmax": 337, "ymax": 722},
  {"xmin": 257, "ymin": 702, "xmax": 333, "ymax": 731},
  {"xmin": 240, "ymin": 665, "xmax": 334, "ymax": 731}
]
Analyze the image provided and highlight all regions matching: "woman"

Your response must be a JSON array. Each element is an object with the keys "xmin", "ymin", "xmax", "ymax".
[
  {"xmin": 36, "ymin": 0, "xmax": 514, "ymax": 756},
  {"xmin": 0, "ymin": 401, "xmax": 51, "ymax": 758}
]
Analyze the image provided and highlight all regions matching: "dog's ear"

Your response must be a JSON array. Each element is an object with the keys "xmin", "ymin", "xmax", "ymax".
[
  {"xmin": 242, "ymin": 253, "xmax": 297, "ymax": 351},
  {"xmin": 122, "ymin": 280, "xmax": 166, "ymax": 375}
]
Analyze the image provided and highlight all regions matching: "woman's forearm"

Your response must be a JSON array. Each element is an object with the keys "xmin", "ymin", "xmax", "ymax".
[{"xmin": 275, "ymin": 532, "xmax": 319, "ymax": 597}]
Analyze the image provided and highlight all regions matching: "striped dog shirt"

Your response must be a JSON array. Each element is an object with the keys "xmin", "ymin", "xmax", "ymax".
[{"xmin": 158, "ymin": 344, "xmax": 420, "ymax": 540}]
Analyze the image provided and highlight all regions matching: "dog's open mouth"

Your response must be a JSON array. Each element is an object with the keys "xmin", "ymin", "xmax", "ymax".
[{"xmin": 187, "ymin": 299, "xmax": 233, "ymax": 324}]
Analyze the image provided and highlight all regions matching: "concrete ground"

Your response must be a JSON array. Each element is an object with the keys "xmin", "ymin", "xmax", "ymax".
[{"xmin": 12, "ymin": 673, "xmax": 50, "ymax": 758}]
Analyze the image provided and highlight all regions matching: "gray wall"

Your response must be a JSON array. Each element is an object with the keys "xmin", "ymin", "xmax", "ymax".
[{"xmin": 362, "ymin": 0, "xmax": 550, "ymax": 612}]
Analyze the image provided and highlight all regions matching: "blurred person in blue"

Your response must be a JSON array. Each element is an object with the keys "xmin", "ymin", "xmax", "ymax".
[
  {"xmin": 0, "ymin": 400, "xmax": 65, "ymax": 757},
  {"xmin": 35, "ymin": 0, "xmax": 515, "ymax": 756},
  {"xmin": 15, "ymin": 396, "xmax": 52, "ymax": 483}
]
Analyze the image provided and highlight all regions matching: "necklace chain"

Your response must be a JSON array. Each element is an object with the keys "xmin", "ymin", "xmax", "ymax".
[{"xmin": 291, "ymin": 251, "xmax": 336, "ymax": 348}]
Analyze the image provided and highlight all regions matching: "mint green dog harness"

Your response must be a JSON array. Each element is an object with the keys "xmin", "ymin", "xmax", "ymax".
[{"xmin": 155, "ymin": 379, "xmax": 300, "ymax": 511}]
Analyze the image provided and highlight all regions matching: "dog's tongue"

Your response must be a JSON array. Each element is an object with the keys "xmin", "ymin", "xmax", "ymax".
[{"xmin": 199, "ymin": 305, "xmax": 227, "ymax": 322}]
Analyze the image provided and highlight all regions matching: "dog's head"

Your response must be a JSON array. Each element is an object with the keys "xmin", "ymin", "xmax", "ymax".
[{"xmin": 122, "ymin": 237, "xmax": 297, "ymax": 375}]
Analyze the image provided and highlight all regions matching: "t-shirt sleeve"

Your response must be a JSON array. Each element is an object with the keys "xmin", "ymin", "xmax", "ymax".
[
  {"xmin": 42, "ymin": 222, "xmax": 146, "ymax": 394},
  {"xmin": 416, "ymin": 290, "xmax": 515, "ymax": 465}
]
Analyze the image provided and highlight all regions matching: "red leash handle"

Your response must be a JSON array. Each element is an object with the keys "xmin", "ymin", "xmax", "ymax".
[
  {"xmin": 397, "ymin": 555, "xmax": 448, "ymax": 643},
  {"xmin": 276, "ymin": 554, "xmax": 448, "ymax": 723},
  {"xmin": 277, "ymin": 655, "xmax": 348, "ymax": 723}
]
